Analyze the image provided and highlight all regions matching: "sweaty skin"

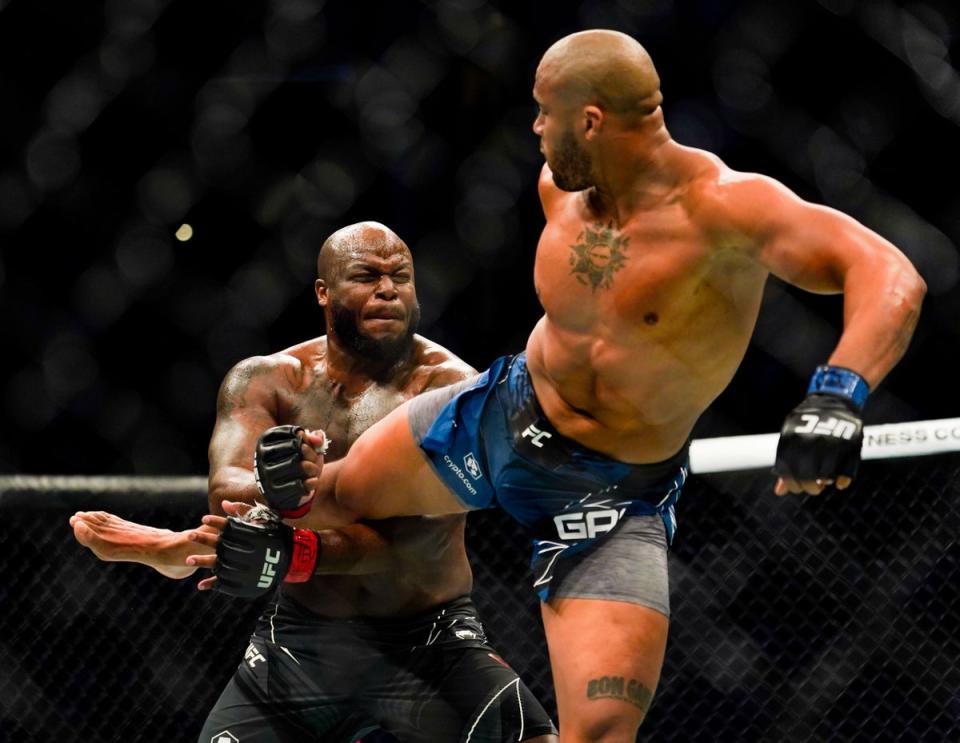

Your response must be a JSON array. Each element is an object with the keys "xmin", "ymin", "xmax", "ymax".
[
  {"xmin": 526, "ymin": 33, "xmax": 925, "ymax": 478},
  {"xmin": 73, "ymin": 223, "xmax": 558, "ymax": 743},
  {"xmin": 208, "ymin": 334, "xmax": 475, "ymax": 616},
  {"xmin": 74, "ymin": 222, "xmax": 477, "ymax": 618},
  {"xmin": 334, "ymin": 32, "xmax": 924, "ymax": 519},
  {"xmin": 328, "ymin": 31, "xmax": 926, "ymax": 742}
]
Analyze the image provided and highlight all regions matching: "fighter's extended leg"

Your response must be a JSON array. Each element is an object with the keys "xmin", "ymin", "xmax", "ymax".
[
  {"xmin": 541, "ymin": 597, "xmax": 668, "ymax": 742},
  {"xmin": 70, "ymin": 511, "xmax": 216, "ymax": 580},
  {"xmin": 334, "ymin": 401, "xmax": 467, "ymax": 519}
]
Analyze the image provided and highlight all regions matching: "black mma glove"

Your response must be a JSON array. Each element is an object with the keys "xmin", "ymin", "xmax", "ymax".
[
  {"xmin": 254, "ymin": 425, "xmax": 324, "ymax": 518},
  {"xmin": 213, "ymin": 506, "xmax": 320, "ymax": 598},
  {"xmin": 774, "ymin": 365, "xmax": 869, "ymax": 486}
]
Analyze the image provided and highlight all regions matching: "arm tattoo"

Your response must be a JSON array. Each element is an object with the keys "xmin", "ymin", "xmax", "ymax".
[
  {"xmin": 585, "ymin": 675, "xmax": 653, "ymax": 713},
  {"xmin": 569, "ymin": 221, "xmax": 629, "ymax": 291},
  {"xmin": 217, "ymin": 360, "xmax": 268, "ymax": 416}
]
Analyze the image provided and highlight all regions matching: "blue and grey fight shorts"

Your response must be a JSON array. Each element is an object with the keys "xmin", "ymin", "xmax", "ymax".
[{"xmin": 408, "ymin": 353, "xmax": 688, "ymax": 605}]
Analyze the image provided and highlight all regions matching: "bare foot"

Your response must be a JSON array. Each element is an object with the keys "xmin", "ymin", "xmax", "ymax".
[{"xmin": 70, "ymin": 511, "xmax": 215, "ymax": 580}]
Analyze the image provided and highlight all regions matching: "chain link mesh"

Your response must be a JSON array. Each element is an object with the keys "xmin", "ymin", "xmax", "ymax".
[{"xmin": 2, "ymin": 455, "xmax": 958, "ymax": 742}]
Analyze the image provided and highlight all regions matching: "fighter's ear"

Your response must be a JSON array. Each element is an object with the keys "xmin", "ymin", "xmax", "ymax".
[
  {"xmin": 315, "ymin": 278, "xmax": 327, "ymax": 307},
  {"xmin": 583, "ymin": 105, "xmax": 604, "ymax": 139}
]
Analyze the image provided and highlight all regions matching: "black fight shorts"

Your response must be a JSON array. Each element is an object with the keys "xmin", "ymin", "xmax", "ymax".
[{"xmin": 198, "ymin": 594, "xmax": 556, "ymax": 743}]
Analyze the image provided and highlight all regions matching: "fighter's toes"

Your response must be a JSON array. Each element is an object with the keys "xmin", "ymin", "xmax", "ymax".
[{"xmin": 72, "ymin": 520, "xmax": 93, "ymax": 546}]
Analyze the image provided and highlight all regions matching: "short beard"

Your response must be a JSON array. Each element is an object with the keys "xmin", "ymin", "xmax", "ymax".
[
  {"xmin": 550, "ymin": 130, "xmax": 593, "ymax": 191},
  {"xmin": 330, "ymin": 300, "xmax": 420, "ymax": 364}
]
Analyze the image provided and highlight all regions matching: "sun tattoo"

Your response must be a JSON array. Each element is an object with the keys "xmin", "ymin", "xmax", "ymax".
[{"xmin": 568, "ymin": 221, "xmax": 629, "ymax": 291}]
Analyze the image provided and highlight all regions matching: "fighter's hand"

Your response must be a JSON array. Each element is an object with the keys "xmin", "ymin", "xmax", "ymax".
[
  {"xmin": 193, "ymin": 502, "xmax": 320, "ymax": 598},
  {"xmin": 254, "ymin": 425, "xmax": 328, "ymax": 518},
  {"xmin": 188, "ymin": 500, "xmax": 248, "ymax": 590},
  {"xmin": 773, "ymin": 393, "xmax": 863, "ymax": 496},
  {"xmin": 70, "ymin": 510, "xmax": 217, "ymax": 580}
]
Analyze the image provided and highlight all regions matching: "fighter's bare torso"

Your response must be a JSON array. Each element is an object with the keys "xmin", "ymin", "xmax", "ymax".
[
  {"xmin": 221, "ymin": 334, "xmax": 475, "ymax": 617},
  {"xmin": 526, "ymin": 147, "xmax": 771, "ymax": 463}
]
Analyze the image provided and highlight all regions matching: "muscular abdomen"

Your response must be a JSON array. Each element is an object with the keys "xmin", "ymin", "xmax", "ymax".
[{"xmin": 528, "ymin": 233, "xmax": 768, "ymax": 462}]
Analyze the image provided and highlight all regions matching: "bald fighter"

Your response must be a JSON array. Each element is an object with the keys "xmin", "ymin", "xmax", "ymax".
[
  {"xmin": 288, "ymin": 32, "xmax": 924, "ymax": 742},
  {"xmin": 71, "ymin": 222, "xmax": 557, "ymax": 743}
]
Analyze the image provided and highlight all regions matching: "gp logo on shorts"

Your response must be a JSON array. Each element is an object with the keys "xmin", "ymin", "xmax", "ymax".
[
  {"xmin": 211, "ymin": 731, "xmax": 239, "ymax": 743},
  {"xmin": 554, "ymin": 508, "xmax": 626, "ymax": 540}
]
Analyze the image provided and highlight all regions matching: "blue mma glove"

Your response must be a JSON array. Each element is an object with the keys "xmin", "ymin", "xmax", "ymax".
[{"xmin": 774, "ymin": 365, "xmax": 869, "ymax": 484}]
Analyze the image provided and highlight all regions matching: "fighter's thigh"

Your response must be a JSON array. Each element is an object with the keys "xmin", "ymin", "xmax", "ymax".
[
  {"xmin": 199, "ymin": 635, "xmax": 351, "ymax": 743},
  {"xmin": 198, "ymin": 675, "xmax": 306, "ymax": 743},
  {"xmin": 336, "ymin": 400, "xmax": 465, "ymax": 518},
  {"xmin": 541, "ymin": 597, "xmax": 668, "ymax": 742},
  {"xmin": 385, "ymin": 644, "xmax": 557, "ymax": 743}
]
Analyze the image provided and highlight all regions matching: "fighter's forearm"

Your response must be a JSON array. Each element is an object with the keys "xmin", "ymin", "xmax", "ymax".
[
  {"xmin": 208, "ymin": 466, "xmax": 261, "ymax": 515},
  {"xmin": 196, "ymin": 514, "xmax": 394, "ymax": 595},
  {"xmin": 828, "ymin": 257, "xmax": 925, "ymax": 389},
  {"xmin": 311, "ymin": 522, "xmax": 394, "ymax": 575}
]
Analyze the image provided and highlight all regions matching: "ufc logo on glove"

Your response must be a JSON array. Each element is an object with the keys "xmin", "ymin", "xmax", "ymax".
[
  {"xmin": 257, "ymin": 548, "xmax": 282, "ymax": 589},
  {"xmin": 794, "ymin": 414, "xmax": 858, "ymax": 439}
]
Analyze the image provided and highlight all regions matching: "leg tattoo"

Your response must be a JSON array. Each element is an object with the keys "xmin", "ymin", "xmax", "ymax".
[{"xmin": 585, "ymin": 675, "xmax": 653, "ymax": 714}]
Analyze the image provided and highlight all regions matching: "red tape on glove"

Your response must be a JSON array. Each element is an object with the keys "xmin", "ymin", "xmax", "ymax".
[
  {"xmin": 285, "ymin": 528, "xmax": 319, "ymax": 583},
  {"xmin": 279, "ymin": 498, "xmax": 313, "ymax": 519}
]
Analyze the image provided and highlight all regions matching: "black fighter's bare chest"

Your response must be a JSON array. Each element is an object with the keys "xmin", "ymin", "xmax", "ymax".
[{"xmin": 281, "ymin": 379, "xmax": 409, "ymax": 458}]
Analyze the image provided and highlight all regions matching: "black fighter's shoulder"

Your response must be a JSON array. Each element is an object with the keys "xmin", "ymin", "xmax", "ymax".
[{"xmin": 411, "ymin": 335, "xmax": 476, "ymax": 391}]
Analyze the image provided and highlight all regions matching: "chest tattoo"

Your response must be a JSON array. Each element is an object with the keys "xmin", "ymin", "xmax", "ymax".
[{"xmin": 568, "ymin": 221, "xmax": 629, "ymax": 291}]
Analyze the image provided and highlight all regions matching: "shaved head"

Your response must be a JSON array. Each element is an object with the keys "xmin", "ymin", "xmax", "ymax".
[
  {"xmin": 537, "ymin": 30, "xmax": 662, "ymax": 121},
  {"xmin": 315, "ymin": 221, "xmax": 419, "ymax": 364},
  {"xmin": 317, "ymin": 221, "xmax": 411, "ymax": 281}
]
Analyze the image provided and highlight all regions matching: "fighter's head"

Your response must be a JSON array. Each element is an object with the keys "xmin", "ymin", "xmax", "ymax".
[
  {"xmin": 532, "ymin": 30, "xmax": 664, "ymax": 191},
  {"xmin": 315, "ymin": 221, "xmax": 421, "ymax": 363}
]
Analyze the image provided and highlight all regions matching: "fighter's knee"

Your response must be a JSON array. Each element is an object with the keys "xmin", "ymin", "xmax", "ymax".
[{"xmin": 563, "ymin": 708, "xmax": 648, "ymax": 743}]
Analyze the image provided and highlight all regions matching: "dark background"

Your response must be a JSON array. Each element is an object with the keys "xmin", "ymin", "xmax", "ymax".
[
  {"xmin": 1, "ymin": 0, "xmax": 958, "ymax": 475},
  {"xmin": 3, "ymin": 457, "xmax": 957, "ymax": 741},
  {"xmin": 2, "ymin": 3, "xmax": 959, "ymax": 742}
]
